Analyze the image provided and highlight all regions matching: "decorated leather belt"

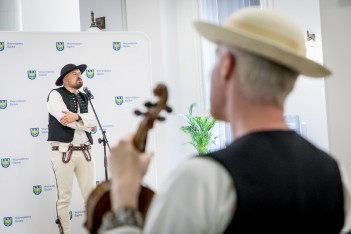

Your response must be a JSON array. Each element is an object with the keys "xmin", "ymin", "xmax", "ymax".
[{"xmin": 52, "ymin": 144, "xmax": 92, "ymax": 163}]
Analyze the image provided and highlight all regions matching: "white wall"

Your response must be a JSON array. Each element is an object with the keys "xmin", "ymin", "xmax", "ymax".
[
  {"xmin": 125, "ymin": 0, "xmax": 203, "ymax": 188},
  {"xmin": 320, "ymin": 0, "xmax": 351, "ymax": 229},
  {"xmin": 21, "ymin": 0, "xmax": 80, "ymax": 31},
  {"xmin": 0, "ymin": 0, "xmax": 22, "ymax": 30}
]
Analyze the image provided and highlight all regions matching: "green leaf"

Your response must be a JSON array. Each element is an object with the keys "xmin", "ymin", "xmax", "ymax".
[{"xmin": 178, "ymin": 102, "xmax": 217, "ymax": 155}]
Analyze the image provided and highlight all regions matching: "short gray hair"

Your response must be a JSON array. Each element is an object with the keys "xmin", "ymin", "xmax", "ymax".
[{"xmin": 226, "ymin": 45, "xmax": 298, "ymax": 107}]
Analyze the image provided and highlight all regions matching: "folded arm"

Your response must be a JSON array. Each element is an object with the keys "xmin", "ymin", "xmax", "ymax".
[{"xmin": 47, "ymin": 90, "xmax": 97, "ymax": 132}]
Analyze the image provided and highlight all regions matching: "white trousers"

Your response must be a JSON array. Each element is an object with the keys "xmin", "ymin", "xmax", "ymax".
[{"xmin": 51, "ymin": 149, "xmax": 96, "ymax": 234}]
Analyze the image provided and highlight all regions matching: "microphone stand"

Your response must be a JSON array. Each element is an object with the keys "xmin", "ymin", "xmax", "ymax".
[{"xmin": 85, "ymin": 93, "xmax": 110, "ymax": 181}]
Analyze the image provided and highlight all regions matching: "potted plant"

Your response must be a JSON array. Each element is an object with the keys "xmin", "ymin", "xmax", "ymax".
[{"xmin": 178, "ymin": 103, "xmax": 217, "ymax": 155}]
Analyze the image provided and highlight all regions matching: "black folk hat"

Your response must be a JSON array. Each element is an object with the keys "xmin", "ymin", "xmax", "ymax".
[{"xmin": 55, "ymin": 63, "xmax": 87, "ymax": 86}]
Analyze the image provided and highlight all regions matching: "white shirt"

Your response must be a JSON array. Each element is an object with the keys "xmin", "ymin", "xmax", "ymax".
[
  {"xmin": 102, "ymin": 157, "xmax": 351, "ymax": 234},
  {"xmin": 47, "ymin": 89, "xmax": 97, "ymax": 145}
]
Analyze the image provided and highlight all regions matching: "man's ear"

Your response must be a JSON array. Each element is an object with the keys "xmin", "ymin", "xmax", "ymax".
[
  {"xmin": 62, "ymin": 75, "xmax": 67, "ymax": 85},
  {"xmin": 220, "ymin": 52, "xmax": 235, "ymax": 81}
]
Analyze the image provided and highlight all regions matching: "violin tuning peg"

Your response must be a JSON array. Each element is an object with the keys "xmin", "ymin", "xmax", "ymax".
[
  {"xmin": 134, "ymin": 110, "xmax": 143, "ymax": 116},
  {"xmin": 157, "ymin": 116, "xmax": 166, "ymax": 121},
  {"xmin": 165, "ymin": 106, "xmax": 172, "ymax": 113},
  {"xmin": 144, "ymin": 102, "xmax": 154, "ymax": 108}
]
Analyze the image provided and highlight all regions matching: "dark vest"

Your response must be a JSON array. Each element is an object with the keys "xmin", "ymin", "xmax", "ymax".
[
  {"xmin": 47, "ymin": 87, "xmax": 93, "ymax": 144},
  {"xmin": 207, "ymin": 131, "xmax": 344, "ymax": 234}
]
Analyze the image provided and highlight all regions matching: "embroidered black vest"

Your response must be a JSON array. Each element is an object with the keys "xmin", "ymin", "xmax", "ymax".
[
  {"xmin": 47, "ymin": 87, "xmax": 93, "ymax": 144},
  {"xmin": 207, "ymin": 131, "xmax": 344, "ymax": 234}
]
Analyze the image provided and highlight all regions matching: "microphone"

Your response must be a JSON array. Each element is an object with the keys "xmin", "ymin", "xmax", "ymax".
[{"xmin": 83, "ymin": 87, "xmax": 94, "ymax": 99}]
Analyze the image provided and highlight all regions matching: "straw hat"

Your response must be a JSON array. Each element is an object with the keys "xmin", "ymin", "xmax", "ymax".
[{"xmin": 194, "ymin": 7, "xmax": 331, "ymax": 77}]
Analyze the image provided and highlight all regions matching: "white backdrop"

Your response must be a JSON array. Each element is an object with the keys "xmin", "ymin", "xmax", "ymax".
[{"xmin": 0, "ymin": 32, "xmax": 155, "ymax": 233}]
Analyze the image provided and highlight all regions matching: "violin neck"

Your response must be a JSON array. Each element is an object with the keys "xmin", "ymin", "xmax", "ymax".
[{"xmin": 133, "ymin": 126, "xmax": 148, "ymax": 152}]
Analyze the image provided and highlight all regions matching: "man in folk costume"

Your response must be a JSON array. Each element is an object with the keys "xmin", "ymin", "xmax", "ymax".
[{"xmin": 47, "ymin": 63, "xmax": 97, "ymax": 234}]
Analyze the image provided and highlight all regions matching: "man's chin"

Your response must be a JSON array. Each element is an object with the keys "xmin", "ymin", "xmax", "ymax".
[{"xmin": 76, "ymin": 83, "xmax": 83, "ymax": 89}]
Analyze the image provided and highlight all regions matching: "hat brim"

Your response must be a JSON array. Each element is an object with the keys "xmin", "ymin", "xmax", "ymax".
[
  {"xmin": 55, "ymin": 64, "xmax": 87, "ymax": 86},
  {"xmin": 194, "ymin": 21, "xmax": 331, "ymax": 78}
]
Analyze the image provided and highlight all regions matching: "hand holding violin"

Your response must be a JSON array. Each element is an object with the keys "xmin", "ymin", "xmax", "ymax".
[
  {"xmin": 109, "ymin": 135, "xmax": 153, "ymax": 211},
  {"xmin": 84, "ymin": 83, "xmax": 172, "ymax": 234}
]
